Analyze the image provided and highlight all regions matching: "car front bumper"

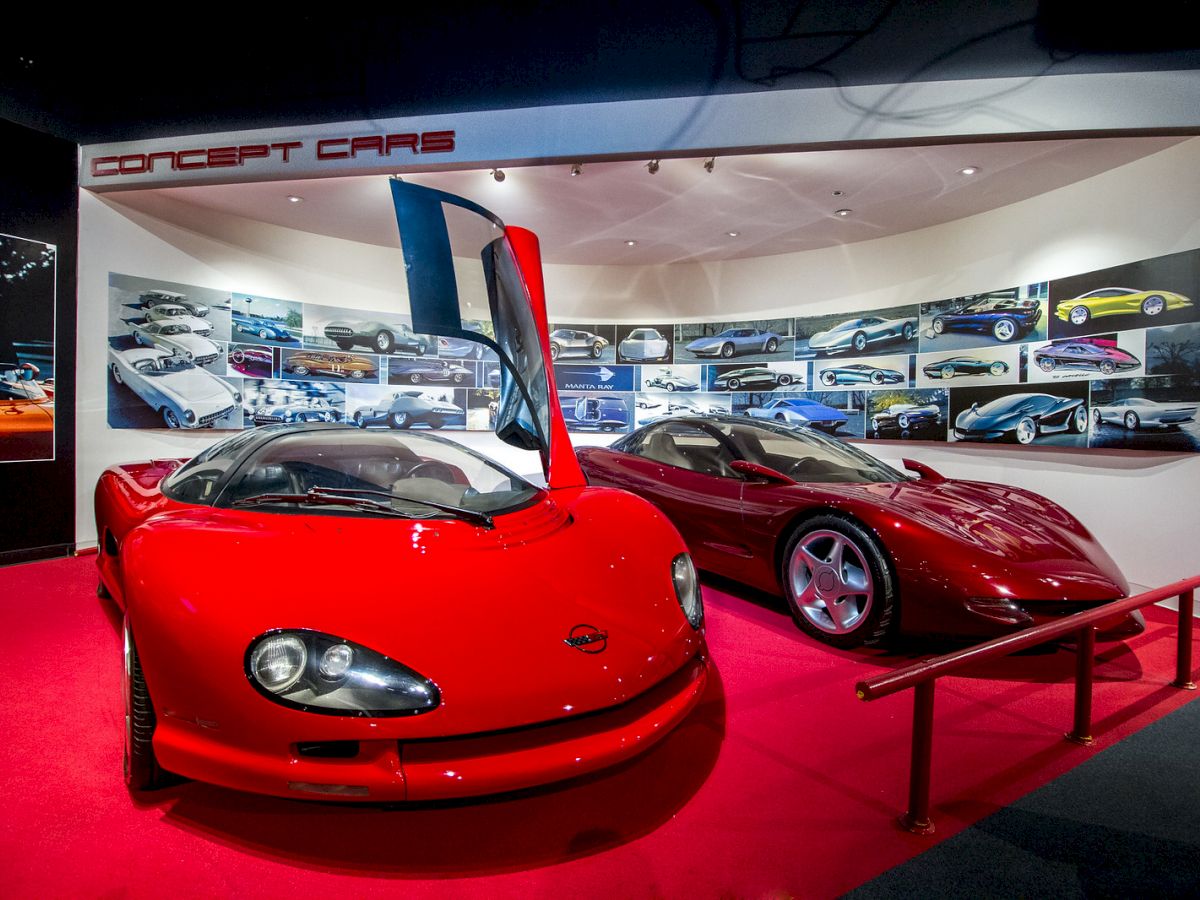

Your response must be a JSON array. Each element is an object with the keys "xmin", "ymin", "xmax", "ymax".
[{"xmin": 152, "ymin": 654, "xmax": 708, "ymax": 802}]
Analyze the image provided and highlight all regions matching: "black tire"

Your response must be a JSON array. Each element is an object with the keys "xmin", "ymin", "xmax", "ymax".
[
  {"xmin": 781, "ymin": 515, "xmax": 896, "ymax": 648},
  {"xmin": 989, "ymin": 361, "xmax": 1007, "ymax": 376},
  {"xmin": 932, "ymin": 317, "xmax": 945, "ymax": 335},
  {"xmin": 550, "ymin": 343, "xmax": 561, "ymax": 361},
  {"xmin": 415, "ymin": 343, "xmax": 426, "ymax": 356},
  {"xmin": 111, "ymin": 364, "xmax": 124, "ymax": 385},
  {"xmin": 374, "ymin": 331, "xmax": 395, "ymax": 353},
  {"xmin": 820, "ymin": 371, "xmax": 837, "ymax": 386},
  {"xmin": 161, "ymin": 408, "xmax": 182, "ymax": 429},
  {"xmin": 902, "ymin": 323, "xmax": 914, "ymax": 341},
  {"xmin": 1092, "ymin": 408, "xmax": 1103, "ymax": 426},
  {"xmin": 1142, "ymin": 295, "xmax": 1166, "ymax": 316},
  {"xmin": 1124, "ymin": 411, "xmax": 1141, "ymax": 430},
  {"xmin": 453, "ymin": 373, "xmax": 465, "ymax": 384},
  {"xmin": 666, "ymin": 383, "xmax": 676, "ymax": 392},
  {"xmin": 870, "ymin": 371, "xmax": 884, "ymax": 385},
  {"xmin": 409, "ymin": 373, "xmax": 422, "ymax": 384},
  {"xmin": 777, "ymin": 373, "xmax": 793, "ymax": 386},
  {"xmin": 852, "ymin": 332, "xmax": 867, "ymax": 353},
  {"xmin": 293, "ymin": 365, "xmax": 309, "ymax": 376},
  {"xmin": 590, "ymin": 343, "xmax": 603, "ymax": 358},
  {"xmin": 390, "ymin": 411, "xmax": 411, "ymax": 429},
  {"xmin": 1099, "ymin": 360, "xmax": 1116, "ymax": 375},
  {"xmin": 124, "ymin": 621, "xmax": 172, "ymax": 790},
  {"xmin": 335, "ymin": 340, "xmax": 354, "ymax": 351},
  {"xmin": 1038, "ymin": 357, "xmax": 1055, "ymax": 372},
  {"xmin": 765, "ymin": 338, "xmax": 779, "ymax": 353},
  {"xmin": 1069, "ymin": 406, "xmax": 1089, "ymax": 434},
  {"xmin": 726, "ymin": 378, "xmax": 740, "ymax": 390},
  {"xmin": 354, "ymin": 410, "xmax": 367, "ymax": 428},
  {"xmin": 720, "ymin": 343, "xmax": 735, "ymax": 359}
]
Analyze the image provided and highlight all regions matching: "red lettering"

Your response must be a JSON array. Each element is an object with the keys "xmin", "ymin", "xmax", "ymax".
[
  {"xmin": 176, "ymin": 150, "xmax": 206, "ymax": 170},
  {"xmin": 147, "ymin": 151, "xmax": 176, "ymax": 172},
  {"xmin": 207, "ymin": 146, "xmax": 238, "ymax": 168},
  {"xmin": 118, "ymin": 155, "xmax": 148, "ymax": 175},
  {"xmin": 271, "ymin": 141, "xmax": 302, "ymax": 162},
  {"xmin": 421, "ymin": 130, "xmax": 456, "ymax": 154},
  {"xmin": 91, "ymin": 156, "xmax": 120, "ymax": 176},
  {"xmin": 384, "ymin": 133, "xmax": 419, "ymax": 154},
  {"xmin": 238, "ymin": 144, "xmax": 270, "ymax": 165},
  {"xmin": 350, "ymin": 135, "xmax": 384, "ymax": 157},
  {"xmin": 316, "ymin": 138, "xmax": 349, "ymax": 160}
]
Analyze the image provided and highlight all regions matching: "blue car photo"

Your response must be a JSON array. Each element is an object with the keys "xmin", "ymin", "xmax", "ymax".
[{"xmin": 233, "ymin": 313, "xmax": 296, "ymax": 343}]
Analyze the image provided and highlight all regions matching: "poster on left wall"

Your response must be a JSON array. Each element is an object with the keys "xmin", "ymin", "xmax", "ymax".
[{"xmin": 1, "ymin": 233, "xmax": 57, "ymax": 462}]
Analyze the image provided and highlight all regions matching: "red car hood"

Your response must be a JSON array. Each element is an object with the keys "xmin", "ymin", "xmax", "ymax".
[
  {"xmin": 125, "ymin": 488, "xmax": 701, "ymax": 739},
  {"xmin": 829, "ymin": 477, "xmax": 1128, "ymax": 601}
]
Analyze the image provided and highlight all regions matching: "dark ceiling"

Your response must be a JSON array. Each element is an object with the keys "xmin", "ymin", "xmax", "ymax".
[{"xmin": 3, "ymin": 1, "xmax": 1199, "ymax": 145}]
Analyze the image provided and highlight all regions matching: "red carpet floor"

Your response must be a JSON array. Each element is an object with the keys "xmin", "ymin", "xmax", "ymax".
[{"xmin": 1, "ymin": 556, "xmax": 1196, "ymax": 898}]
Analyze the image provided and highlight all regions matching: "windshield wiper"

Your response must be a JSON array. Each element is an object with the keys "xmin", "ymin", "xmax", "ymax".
[
  {"xmin": 310, "ymin": 486, "xmax": 494, "ymax": 528},
  {"xmin": 230, "ymin": 487, "xmax": 493, "ymax": 528}
]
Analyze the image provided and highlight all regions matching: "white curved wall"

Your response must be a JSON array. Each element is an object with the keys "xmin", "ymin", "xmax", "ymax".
[{"xmin": 77, "ymin": 138, "xmax": 1200, "ymax": 587}]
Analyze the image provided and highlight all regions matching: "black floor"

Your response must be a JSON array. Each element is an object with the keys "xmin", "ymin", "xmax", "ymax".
[{"xmin": 850, "ymin": 697, "xmax": 1200, "ymax": 899}]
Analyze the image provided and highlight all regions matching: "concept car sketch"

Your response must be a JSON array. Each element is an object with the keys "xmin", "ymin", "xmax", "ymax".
[
  {"xmin": 1055, "ymin": 288, "xmax": 1192, "ymax": 326},
  {"xmin": 818, "ymin": 364, "xmax": 904, "ymax": 386},
  {"xmin": 1033, "ymin": 341, "xmax": 1140, "ymax": 375},
  {"xmin": 806, "ymin": 316, "xmax": 915, "ymax": 354},
  {"xmin": 1092, "ymin": 398, "xmax": 1197, "ymax": 430},
  {"xmin": 954, "ymin": 392, "xmax": 1088, "ymax": 444},
  {"xmin": 922, "ymin": 357, "xmax": 1009, "ymax": 379}
]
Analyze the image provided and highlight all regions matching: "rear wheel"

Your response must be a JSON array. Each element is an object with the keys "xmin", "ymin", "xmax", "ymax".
[
  {"xmin": 765, "ymin": 338, "xmax": 779, "ymax": 353},
  {"xmin": 666, "ymin": 383, "xmax": 676, "ymax": 392},
  {"xmin": 124, "ymin": 621, "xmax": 172, "ymax": 791},
  {"xmin": 820, "ymin": 371, "xmax": 837, "ymax": 386},
  {"xmin": 720, "ymin": 343, "xmax": 735, "ymax": 359},
  {"xmin": 590, "ymin": 342, "xmax": 603, "ymax": 358},
  {"xmin": 902, "ymin": 323, "xmax": 914, "ymax": 341},
  {"xmin": 110, "ymin": 364, "xmax": 124, "ymax": 385},
  {"xmin": 989, "ymin": 361, "xmax": 1007, "ymax": 376},
  {"xmin": 390, "ymin": 411, "xmax": 411, "ymax": 429},
  {"xmin": 870, "ymin": 371, "xmax": 884, "ymax": 385},
  {"xmin": 932, "ymin": 317, "xmax": 945, "ymax": 335},
  {"xmin": 777, "ymin": 373, "xmax": 793, "ymax": 386},
  {"xmin": 292, "ymin": 365, "xmax": 309, "ymax": 376},
  {"xmin": 1099, "ymin": 360, "xmax": 1116, "ymax": 375},
  {"xmin": 258, "ymin": 329, "xmax": 270, "ymax": 340},
  {"xmin": 941, "ymin": 364, "xmax": 956, "ymax": 379},
  {"xmin": 354, "ymin": 410, "xmax": 367, "ymax": 428},
  {"xmin": 550, "ymin": 343, "xmax": 561, "ymax": 361},
  {"xmin": 782, "ymin": 516, "xmax": 895, "ymax": 648}
]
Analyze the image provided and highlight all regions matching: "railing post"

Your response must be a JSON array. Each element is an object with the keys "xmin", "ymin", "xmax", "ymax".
[
  {"xmin": 898, "ymin": 680, "xmax": 936, "ymax": 835},
  {"xmin": 1173, "ymin": 589, "xmax": 1196, "ymax": 691},
  {"xmin": 1066, "ymin": 625, "xmax": 1096, "ymax": 746}
]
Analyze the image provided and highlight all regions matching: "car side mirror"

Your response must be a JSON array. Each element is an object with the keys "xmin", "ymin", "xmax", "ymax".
[
  {"xmin": 902, "ymin": 458, "xmax": 946, "ymax": 483},
  {"xmin": 730, "ymin": 460, "xmax": 796, "ymax": 484}
]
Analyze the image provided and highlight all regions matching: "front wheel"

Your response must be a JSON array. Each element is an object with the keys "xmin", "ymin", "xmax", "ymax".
[
  {"xmin": 989, "ymin": 361, "xmax": 1007, "ymax": 376},
  {"xmin": 335, "ymin": 340, "xmax": 354, "ymax": 351},
  {"xmin": 111, "ymin": 364, "xmax": 124, "ymax": 385},
  {"xmin": 666, "ymin": 383, "xmax": 676, "ymax": 392},
  {"xmin": 292, "ymin": 365, "xmax": 309, "ymax": 376},
  {"xmin": 1099, "ymin": 360, "xmax": 1116, "ymax": 375},
  {"xmin": 1124, "ymin": 411, "xmax": 1141, "ymax": 430},
  {"xmin": 1038, "ymin": 357, "xmax": 1055, "ymax": 372},
  {"xmin": 782, "ymin": 516, "xmax": 895, "ymax": 648},
  {"xmin": 590, "ymin": 343, "xmax": 604, "ymax": 358},
  {"xmin": 932, "ymin": 317, "xmax": 945, "ymax": 335},
  {"xmin": 354, "ymin": 410, "xmax": 366, "ymax": 428},
  {"xmin": 941, "ymin": 364, "xmax": 956, "ymax": 379},
  {"xmin": 870, "ymin": 371, "xmax": 884, "ymax": 385},
  {"xmin": 162, "ymin": 408, "xmax": 182, "ymax": 429},
  {"xmin": 1014, "ymin": 416, "xmax": 1037, "ymax": 444},
  {"xmin": 820, "ymin": 372, "xmax": 837, "ymax": 386},
  {"xmin": 124, "ymin": 621, "xmax": 172, "ymax": 790},
  {"xmin": 452, "ymin": 373, "xmax": 465, "ymax": 384},
  {"xmin": 765, "ymin": 338, "xmax": 779, "ymax": 353},
  {"xmin": 374, "ymin": 331, "xmax": 395, "ymax": 353},
  {"xmin": 1070, "ymin": 406, "xmax": 1089, "ymax": 434},
  {"xmin": 409, "ymin": 373, "xmax": 422, "ymax": 384},
  {"xmin": 902, "ymin": 323, "xmax": 914, "ymax": 341},
  {"xmin": 777, "ymin": 374, "xmax": 793, "ymax": 386},
  {"xmin": 726, "ymin": 378, "xmax": 740, "ymax": 390},
  {"xmin": 720, "ymin": 343, "xmax": 735, "ymax": 359},
  {"xmin": 549, "ymin": 343, "xmax": 561, "ymax": 361},
  {"xmin": 1069, "ymin": 305, "xmax": 1090, "ymax": 326},
  {"xmin": 992, "ymin": 318, "xmax": 1018, "ymax": 342},
  {"xmin": 852, "ymin": 332, "xmax": 868, "ymax": 353},
  {"xmin": 1142, "ymin": 295, "xmax": 1165, "ymax": 316},
  {"xmin": 1092, "ymin": 408, "xmax": 1103, "ymax": 426},
  {"xmin": 350, "ymin": 370, "xmax": 365, "ymax": 379}
]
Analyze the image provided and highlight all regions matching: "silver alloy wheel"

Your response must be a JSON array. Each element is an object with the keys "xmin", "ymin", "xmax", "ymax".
[
  {"xmin": 990, "ymin": 362, "xmax": 1006, "ymax": 376},
  {"xmin": 162, "ymin": 408, "xmax": 181, "ymax": 429},
  {"xmin": 550, "ymin": 344, "xmax": 560, "ymax": 360},
  {"xmin": 375, "ymin": 331, "xmax": 394, "ymax": 353},
  {"xmin": 898, "ymin": 414, "xmax": 910, "ymax": 428},
  {"xmin": 1142, "ymin": 295, "xmax": 1165, "ymax": 315},
  {"xmin": 933, "ymin": 318, "xmax": 945, "ymax": 334},
  {"xmin": 721, "ymin": 343, "xmax": 735, "ymax": 358},
  {"xmin": 259, "ymin": 329, "xmax": 269, "ymax": 340},
  {"xmin": 111, "ymin": 364, "xmax": 123, "ymax": 385},
  {"xmin": 1015, "ymin": 416, "xmax": 1037, "ymax": 444},
  {"xmin": 727, "ymin": 379, "xmax": 740, "ymax": 389},
  {"xmin": 1072, "ymin": 406, "xmax": 1088, "ymax": 433},
  {"xmin": 1125, "ymin": 411, "xmax": 1140, "ymax": 429},
  {"xmin": 1100, "ymin": 360, "xmax": 1115, "ymax": 375},
  {"xmin": 766, "ymin": 338, "xmax": 778, "ymax": 352},
  {"xmin": 821, "ymin": 372, "xmax": 836, "ymax": 386},
  {"xmin": 1093, "ymin": 408, "xmax": 1102, "ymax": 425},
  {"xmin": 1039, "ymin": 357, "xmax": 1055, "ymax": 372},
  {"xmin": 941, "ymin": 364, "xmax": 955, "ymax": 378},
  {"xmin": 1069, "ymin": 306, "xmax": 1090, "ymax": 326},
  {"xmin": 410, "ymin": 373, "xmax": 421, "ymax": 383},
  {"xmin": 787, "ymin": 529, "xmax": 875, "ymax": 635},
  {"xmin": 853, "ymin": 333, "xmax": 867, "ymax": 352},
  {"xmin": 993, "ymin": 319, "xmax": 1016, "ymax": 341},
  {"xmin": 294, "ymin": 366, "xmax": 309, "ymax": 376},
  {"xmin": 778, "ymin": 374, "xmax": 792, "ymax": 386}
]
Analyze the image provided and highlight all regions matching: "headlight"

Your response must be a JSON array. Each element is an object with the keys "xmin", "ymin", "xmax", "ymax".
[
  {"xmin": 246, "ymin": 630, "xmax": 440, "ymax": 717},
  {"xmin": 671, "ymin": 553, "xmax": 703, "ymax": 629},
  {"xmin": 233, "ymin": 392, "xmax": 243, "ymax": 403},
  {"xmin": 183, "ymin": 409, "xmax": 196, "ymax": 423}
]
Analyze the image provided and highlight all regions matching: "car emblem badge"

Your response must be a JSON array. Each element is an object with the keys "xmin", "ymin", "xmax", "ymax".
[{"xmin": 565, "ymin": 624, "xmax": 608, "ymax": 654}]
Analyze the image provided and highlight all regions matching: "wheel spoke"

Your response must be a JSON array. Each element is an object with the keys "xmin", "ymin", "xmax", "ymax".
[
  {"xmin": 825, "ymin": 595, "xmax": 855, "ymax": 632},
  {"xmin": 828, "ymin": 536, "xmax": 846, "ymax": 574}
]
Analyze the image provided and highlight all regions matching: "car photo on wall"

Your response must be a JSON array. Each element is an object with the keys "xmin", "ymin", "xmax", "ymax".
[
  {"xmin": 388, "ymin": 358, "xmax": 473, "ymax": 385},
  {"xmin": 350, "ymin": 389, "xmax": 465, "ymax": 430},
  {"xmin": 867, "ymin": 388, "xmax": 949, "ymax": 441},
  {"xmin": 1055, "ymin": 287, "xmax": 1192, "ymax": 328},
  {"xmin": 1033, "ymin": 338, "xmax": 1140, "ymax": 376},
  {"xmin": 708, "ymin": 365, "xmax": 801, "ymax": 391},
  {"xmin": 805, "ymin": 315, "xmax": 916, "ymax": 356},
  {"xmin": 816, "ymin": 363, "xmax": 905, "ymax": 387},
  {"xmin": 108, "ymin": 346, "xmax": 242, "ymax": 430},
  {"xmin": 929, "ymin": 296, "xmax": 1042, "ymax": 343},
  {"xmin": 281, "ymin": 350, "xmax": 379, "ymax": 381},
  {"xmin": 953, "ymin": 391, "xmax": 1089, "ymax": 446},
  {"xmin": 140, "ymin": 289, "xmax": 210, "ymax": 318},
  {"xmin": 1089, "ymin": 377, "xmax": 1200, "ymax": 452},
  {"xmin": 743, "ymin": 397, "xmax": 848, "ymax": 432},
  {"xmin": 616, "ymin": 324, "xmax": 673, "ymax": 363}
]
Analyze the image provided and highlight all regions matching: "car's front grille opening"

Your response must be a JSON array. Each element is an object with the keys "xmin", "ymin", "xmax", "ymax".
[{"xmin": 296, "ymin": 740, "xmax": 360, "ymax": 759}]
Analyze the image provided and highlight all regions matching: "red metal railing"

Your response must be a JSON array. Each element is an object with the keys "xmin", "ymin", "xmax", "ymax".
[{"xmin": 855, "ymin": 577, "xmax": 1199, "ymax": 835}]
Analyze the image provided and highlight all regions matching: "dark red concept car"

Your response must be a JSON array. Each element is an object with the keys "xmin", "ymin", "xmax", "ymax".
[
  {"xmin": 95, "ymin": 182, "xmax": 707, "ymax": 801},
  {"xmin": 577, "ymin": 416, "xmax": 1137, "ymax": 647}
]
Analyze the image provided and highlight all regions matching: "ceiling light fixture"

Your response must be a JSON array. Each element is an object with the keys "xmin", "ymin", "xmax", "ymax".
[
  {"xmin": 287, "ymin": 195, "xmax": 303, "ymax": 203},
  {"xmin": 958, "ymin": 166, "xmax": 980, "ymax": 176},
  {"xmin": 832, "ymin": 190, "xmax": 844, "ymax": 197},
  {"xmin": 703, "ymin": 157, "xmax": 715, "ymax": 173},
  {"xmin": 727, "ymin": 231, "xmax": 739, "ymax": 237},
  {"xmin": 491, "ymin": 169, "xmax": 506, "ymax": 183},
  {"xmin": 834, "ymin": 208, "xmax": 853, "ymax": 217},
  {"xmin": 570, "ymin": 163, "xmax": 583, "ymax": 177},
  {"xmin": 646, "ymin": 159, "xmax": 660, "ymax": 174},
  {"xmin": 625, "ymin": 240, "xmax": 638, "ymax": 246}
]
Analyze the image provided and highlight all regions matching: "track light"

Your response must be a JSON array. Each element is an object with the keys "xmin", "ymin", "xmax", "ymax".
[
  {"xmin": 703, "ymin": 157, "xmax": 715, "ymax": 174},
  {"xmin": 491, "ymin": 169, "xmax": 506, "ymax": 183},
  {"xmin": 570, "ymin": 163, "xmax": 582, "ymax": 177},
  {"xmin": 646, "ymin": 159, "xmax": 660, "ymax": 174}
]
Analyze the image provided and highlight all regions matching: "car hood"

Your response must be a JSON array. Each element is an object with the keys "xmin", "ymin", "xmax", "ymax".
[
  {"xmin": 807, "ymin": 329, "xmax": 844, "ymax": 347},
  {"xmin": 170, "ymin": 333, "xmax": 216, "ymax": 354},
  {"xmin": 162, "ymin": 369, "xmax": 234, "ymax": 403},
  {"xmin": 125, "ymin": 487, "xmax": 701, "ymax": 738},
  {"xmin": 686, "ymin": 336, "xmax": 725, "ymax": 349},
  {"xmin": 828, "ymin": 479, "xmax": 1127, "ymax": 600}
]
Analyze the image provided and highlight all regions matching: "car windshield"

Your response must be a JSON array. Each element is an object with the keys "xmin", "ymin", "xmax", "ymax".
[
  {"xmin": 167, "ymin": 429, "xmax": 540, "ymax": 516},
  {"xmin": 714, "ymin": 419, "xmax": 903, "ymax": 483},
  {"xmin": 158, "ymin": 324, "xmax": 189, "ymax": 335}
]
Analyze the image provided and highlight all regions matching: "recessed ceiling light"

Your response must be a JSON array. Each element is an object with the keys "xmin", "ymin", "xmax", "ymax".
[
  {"xmin": 834, "ymin": 208, "xmax": 852, "ymax": 217},
  {"xmin": 491, "ymin": 169, "xmax": 506, "ymax": 182},
  {"xmin": 958, "ymin": 166, "xmax": 980, "ymax": 176},
  {"xmin": 625, "ymin": 240, "xmax": 638, "ymax": 246},
  {"xmin": 727, "ymin": 231, "xmax": 740, "ymax": 237},
  {"xmin": 570, "ymin": 163, "xmax": 583, "ymax": 177},
  {"xmin": 287, "ymin": 195, "xmax": 303, "ymax": 203},
  {"xmin": 832, "ymin": 190, "xmax": 844, "ymax": 197},
  {"xmin": 646, "ymin": 159, "xmax": 661, "ymax": 174}
]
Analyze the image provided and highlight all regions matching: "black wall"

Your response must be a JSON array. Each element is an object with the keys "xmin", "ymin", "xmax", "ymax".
[{"xmin": 0, "ymin": 118, "xmax": 77, "ymax": 563}]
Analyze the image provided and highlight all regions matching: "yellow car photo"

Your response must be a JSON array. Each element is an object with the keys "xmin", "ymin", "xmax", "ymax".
[{"xmin": 1055, "ymin": 287, "xmax": 1192, "ymax": 326}]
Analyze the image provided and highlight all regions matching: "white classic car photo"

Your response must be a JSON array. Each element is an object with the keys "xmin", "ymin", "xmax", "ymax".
[{"xmin": 109, "ymin": 346, "xmax": 241, "ymax": 429}]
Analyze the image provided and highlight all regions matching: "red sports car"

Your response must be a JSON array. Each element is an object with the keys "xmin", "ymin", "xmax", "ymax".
[
  {"xmin": 95, "ymin": 182, "xmax": 707, "ymax": 801},
  {"xmin": 577, "ymin": 416, "xmax": 1138, "ymax": 647}
]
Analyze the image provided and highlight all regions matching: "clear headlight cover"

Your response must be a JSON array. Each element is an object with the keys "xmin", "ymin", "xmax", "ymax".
[
  {"xmin": 246, "ymin": 630, "xmax": 440, "ymax": 717},
  {"xmin": 671, "ymin": 553, "xmax": 704, "ymax": 629}
]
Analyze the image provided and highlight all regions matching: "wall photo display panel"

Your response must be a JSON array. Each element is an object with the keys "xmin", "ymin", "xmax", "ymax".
[{"xmin": 1, "ymin": 232, "xmax": 57, "ymax": 463}]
